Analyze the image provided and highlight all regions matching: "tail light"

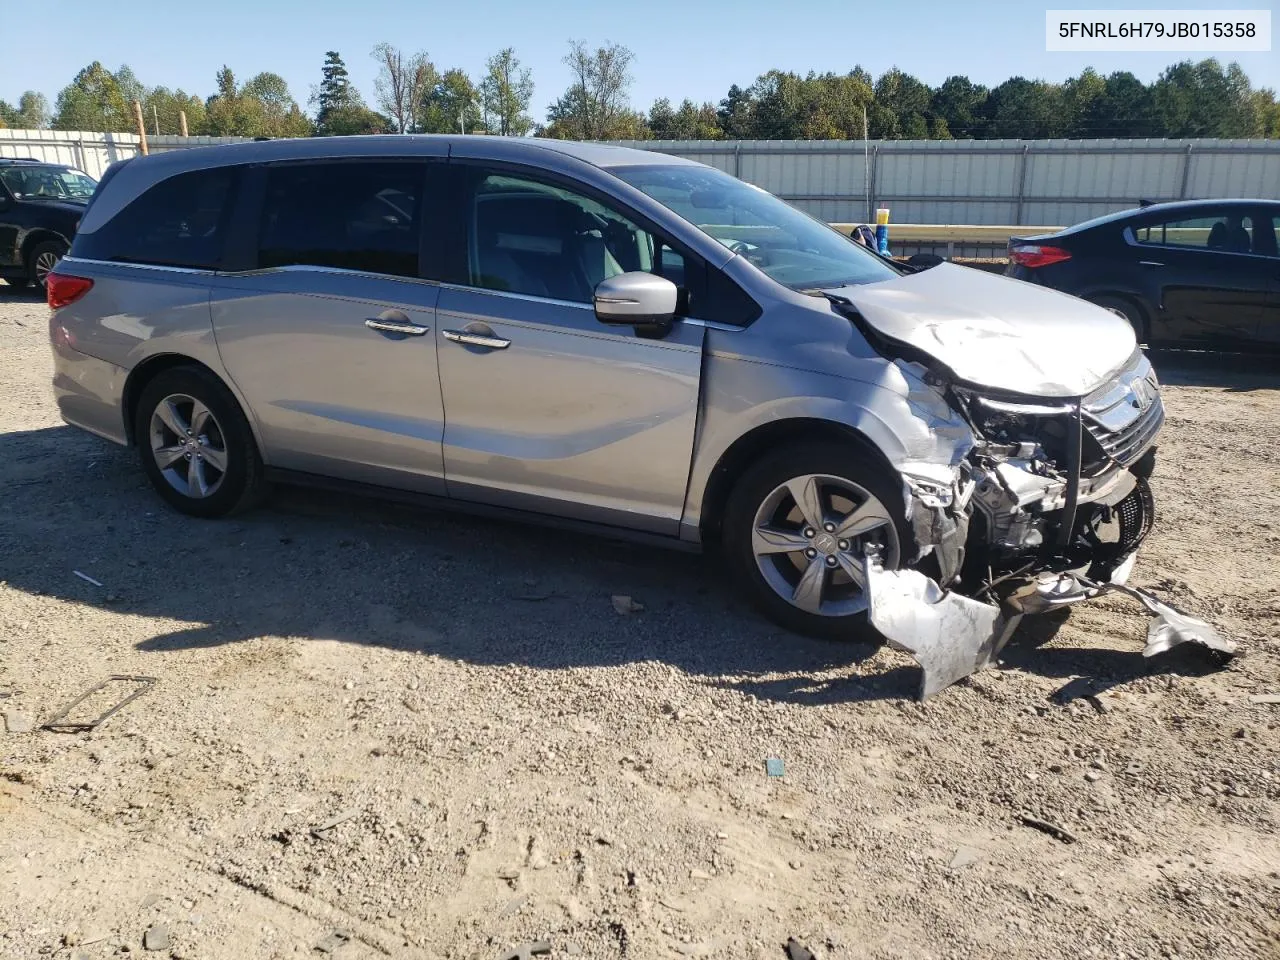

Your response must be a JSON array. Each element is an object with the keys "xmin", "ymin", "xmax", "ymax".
[
  {"xmin": 1008, "ymin": 245, "xmax": 1072, "ymax": 269},
  {"xmin": 46, "ymin": 272, "xmax": 94, "ymax": 309}
]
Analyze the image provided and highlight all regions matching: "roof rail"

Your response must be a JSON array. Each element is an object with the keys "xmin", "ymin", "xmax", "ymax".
[{"xmin": 0, "ymin": 156, "xmax": 43, "ymax": 163}]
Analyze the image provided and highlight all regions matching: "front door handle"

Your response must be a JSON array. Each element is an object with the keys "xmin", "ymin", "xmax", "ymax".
[
  {"xmin": 1139, "ymin": 260, "xmax": 1165, "ymax": 267},
  {"xmin": 443, "ymin": 329, "xmax": 511, "ymax": 350},
  {"xmin": 365, "ymin": 317, "xmax": 429, "ymax": 336}
]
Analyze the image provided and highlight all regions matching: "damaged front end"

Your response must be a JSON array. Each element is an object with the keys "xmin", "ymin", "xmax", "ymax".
[{"xmin": 873, "ymin": 350, "xmax": 1235, "ymax": 699}]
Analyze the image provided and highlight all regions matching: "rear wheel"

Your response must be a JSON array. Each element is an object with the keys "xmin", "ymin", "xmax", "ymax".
[
  {"xmin": 134, "ymin": 366, "xmax": 267, "ymax": 518},
  {"xmin": 28, "ymin": 240, "xmax": 67, "ymax": 291},
  {"xmin": 722, "ymin": 442, "xmax": 913, "ymax": 641},
  {"xmin": 1089, "ymin": 294, "xmax": 1147, "ymax": 346}
]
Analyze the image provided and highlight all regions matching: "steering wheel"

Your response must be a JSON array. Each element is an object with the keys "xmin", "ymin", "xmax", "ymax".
[{"xmin": 728, "ymin": 241, "xmax": 751, "ymax": 256}]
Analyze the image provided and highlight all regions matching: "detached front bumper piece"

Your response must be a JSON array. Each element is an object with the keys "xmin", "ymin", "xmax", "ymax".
[{"xmin": 863, "ymin": 553, "xmax": 1236, "ymax": 700}]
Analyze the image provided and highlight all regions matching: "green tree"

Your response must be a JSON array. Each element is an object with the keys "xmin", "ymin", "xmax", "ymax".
[
  {"xmin": 545, "ymin": 40, "xmax": 635, "ymax": 139},
  {"xmin": 419, "ymin": 68, "xmax": 482, "ymax": 133},
  {"xmin": 114, "ymin": 65, "xmax": 145, "ymax": 110},
  {"xmin": 142, "ymin": 86, "xmax": 205, "ymax": 136},
  {"xmin": 931, "ymin": 76, "xmax": 988, "ymax": 138},
  {"xmin": 241, "ymin": 72, "xmax": 313, "ymax": 137},
  {"xmin": 12, "ymin": 92, "xmax": 51, "ymax": 129},
  {"xmin": 372, "ymin": 43, "xmax": 436, "ymax": 133},
  {"xmin": 1077, "ymin": 71, "xmax": 1156, "ymax": 138},
  {"xmin": 479, "ymin": 48, "xmax": 534, "ymax": 136},
  {"xmin": 0, "ymin": 101, "xmax": 18, "ymax": 127},
  {"xmin": 874, "ymin": 68, "xmax": 933, "ymax": 140},
  {"xmin": 53, "ymin": 61, "xmax": 130, "ymax": 132},
  {"xmin": 204, "ymin": 66, "xmax": 249, "ymax": 136},
  {"xmin": 1150, "ymin": 59, "xmax": 1260, "ymax": 137},
  {"xmin": 716, "ymin": 84, "xmax": 754, "ymax": 138},
  {"xmin": 312, "ymin": 50, "xmax": 384, "ymax": 135},
  {"xmin": 648, "ymin": 98, "xmax": 721, "ymax": 139},
  {"xmin": 983, "ymin": 77, "xmax": 1067, "ymax": 138}
]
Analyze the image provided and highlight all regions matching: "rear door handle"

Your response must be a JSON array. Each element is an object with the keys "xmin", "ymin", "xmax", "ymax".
[
  {"xmin": 443, "ymin": 329, "xmax": 511, "ymax": 350},
  {"xmin": 365, "ymin": 317, "xmax": 429, "ymax": 336},
  {"xmin": 1139, "ymin": 261, "xmax": 1165, "ymax": 267}
]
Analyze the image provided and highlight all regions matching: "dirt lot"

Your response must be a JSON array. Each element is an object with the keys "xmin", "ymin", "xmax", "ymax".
[{"xmin": 1, "ymin": 289, "xmax": 1278, "ymax": 960}]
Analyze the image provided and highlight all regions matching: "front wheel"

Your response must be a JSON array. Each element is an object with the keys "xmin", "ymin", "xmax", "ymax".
[{"xmin": 722, "ymin": 442, "xmax": 914, "ymax": 641}]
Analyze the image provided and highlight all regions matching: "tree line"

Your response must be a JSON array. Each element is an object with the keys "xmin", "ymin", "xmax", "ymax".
[{"xmin": 3, "ymin": 45, "xmax": 1278, "ymax": 141}]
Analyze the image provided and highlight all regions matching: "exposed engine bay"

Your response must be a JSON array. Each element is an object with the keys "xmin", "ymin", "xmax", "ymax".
[{"xmin": 824, "ymin": 287, "xmax": 1237, "ymax": 699}]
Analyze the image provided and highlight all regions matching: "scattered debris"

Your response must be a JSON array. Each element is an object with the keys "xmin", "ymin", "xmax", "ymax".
[
  {"xmin": 765, "ymin": 758, "xmax": 785, "ymax": 778},
  {"xmin": 314, "ymin": 929, "xmax": 353, "ymax": 954},
  {"xmin": 948, "ymin": 846, "xmax": 982, "ymax": 869},
  {"xmin": 496, "ymin": 867, "xmax": 522, "ymax": 881},
  {"xmin": 1086, "ymin": 693, "xmax": 1115, "ymax": 715},
  {"xmin": 658, "ymin": 896, "xmax": 690, "ymax": 912},
  {"xmin": 3, "ymin": 710, "xmax": 34, "ymax": 734},
  {"xmin": 1249, "ymin": 693, "xmax": 1280, "ymax": 705},
  {"xmin": 309, "ymin": 808, "xmax": 360, "ymax": 840},
  {"xmin": 142, "ymin": 925, "xmax": 169, "ymax": 952},
  {"xmin": 689, "ymin": 868, "xmax": 713, "ymax": 880},
  {"xmin": 864, "ymin": 554, "xmax": 1015, "ymax": 699},
  {"xmin": 497, "ymin": 940, "xmax": 551, "ymax": 960},
  {"xmin": 611, "ymin": 595, "xmax": 644, "ymax": 615},
  {"xmin": 73, "ymin": 570, "xmax": 104, "ymax": 587},
  {"xmin": 1018, "ymin": 813, "xmax": 1078, "ymax": 844},
  {"xmin": 785, "ymin": 936, "xmax": 817, "ymax": 960},
  {"xmin": 42, "ymin": 676, "xmax": 156, "ymax": 733}
]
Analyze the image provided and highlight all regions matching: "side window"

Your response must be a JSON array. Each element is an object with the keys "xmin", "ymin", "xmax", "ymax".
[
  {"xmin": 466, "ymin": 171, "xmax": 688, "ymax": 305},
  {"xmin": 82, "ymin": 167, "xmax": 234, "ymax": 269},
  {"xmin": 1249, "ymin": 215, "xmax": 1279, "ymax": 258},
  {"xmin": 1134, "ymin": 213, "xmax": 1255, "ymax": 254},
  {"xmin": 258, "ymin": 162, "xmax": 423, "ymax": 278}
]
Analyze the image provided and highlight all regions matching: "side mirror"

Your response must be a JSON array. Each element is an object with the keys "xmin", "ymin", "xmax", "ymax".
[
  {"xmin": 907, "ymin": 253, "xmax": 944, "ymax": 268},
  {"xmin": 593, "ymin": 272, "xmax": 678, "ymax": 338}
]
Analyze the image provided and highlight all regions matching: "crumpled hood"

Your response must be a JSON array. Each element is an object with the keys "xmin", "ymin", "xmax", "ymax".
[{"xmin": 833, "ymin": 263, "xmax": 1137, "ymax": 397}]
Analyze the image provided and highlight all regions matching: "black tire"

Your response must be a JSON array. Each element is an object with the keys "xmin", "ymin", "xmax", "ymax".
[
  {"xmin": 722, "ymin": 441, "xmax": 915, "ymax": 641},
  {"xmin": 28, "ymin": 240, "xmax": 68, "ymax": 290},
  {"xmin": 1089, "ymin": 294, "xmax": 1147, "ymax": 346},
  {"xmin": 134, "ymin": 366, "xmax": 267, "ymax": 518},
  {"xmin": 4, "ymin": 276, "xmax": 32, "ymax": 290}
]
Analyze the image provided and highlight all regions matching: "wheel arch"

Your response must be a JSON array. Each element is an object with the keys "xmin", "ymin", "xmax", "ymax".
[
  {"xmin": 697, "ymin": 418, "xmax": 901, "ymax": 547},
  {"xmin": 1083, "ymin": 290, "xmax": 1152, "ymax": 343},
  {"xmin": 21, "ymin": 229, "xmax": 71, "ymax": 265},
  {"xmin": 122, "ymin": 353, "xmax": 258, "ymax": 450}
]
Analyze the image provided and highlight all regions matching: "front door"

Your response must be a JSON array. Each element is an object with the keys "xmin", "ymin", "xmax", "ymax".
[
  {"xmin": 435, "ymin": 167, "xmax": 705, "ymax": 535},
  {"xmin": 211, "ymin": 158, "xmax": 448, "ymax": 493}
]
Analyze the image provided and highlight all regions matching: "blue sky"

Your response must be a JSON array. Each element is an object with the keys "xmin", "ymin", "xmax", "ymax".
[{"xmin": 2, "ymin": 0, "xmax": 1276, "ymax": 121}]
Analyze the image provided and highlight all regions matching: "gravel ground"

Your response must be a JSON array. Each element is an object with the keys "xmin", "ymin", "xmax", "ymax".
[{"xmin": 1, "ymin": 288, "xmax": 1278, "ymax": 960}]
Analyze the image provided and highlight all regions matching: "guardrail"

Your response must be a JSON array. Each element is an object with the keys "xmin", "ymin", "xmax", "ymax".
[{"xmin": 829, "ymin": 223, "xmax": 1064, "ymax": 260}]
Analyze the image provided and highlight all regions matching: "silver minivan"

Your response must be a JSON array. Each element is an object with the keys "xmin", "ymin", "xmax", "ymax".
[{"xmin": 48, "ymin": 136, "xmax": 1204, "ymax": 692}]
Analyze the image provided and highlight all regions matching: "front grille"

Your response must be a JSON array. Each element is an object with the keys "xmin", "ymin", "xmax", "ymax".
[{"xmin": 1084, "ymin": 384, "xmax": 1165, "ymax": 466}]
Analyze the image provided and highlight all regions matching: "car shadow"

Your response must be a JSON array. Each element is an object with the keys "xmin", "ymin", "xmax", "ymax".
[
  {"xmin": 0, "ymin": 425, "xmax": 1215, "ymax": 707},
  {"xmin": 1148, "ymin": 349, "xmax": 1280, "ymax": 393}
]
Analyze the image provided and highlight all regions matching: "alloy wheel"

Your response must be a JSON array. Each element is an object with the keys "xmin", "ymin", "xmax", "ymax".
[
  {"xmin": 751, "ymin": 473, "xmax": 900, "ymax": 617},
  {"xmin": 148, "ymin": 394, "xmax": 228, "ymax": 499},
  {"xmin": 34, "ymin": 249, "xmax": 62, "ymax": 288}
]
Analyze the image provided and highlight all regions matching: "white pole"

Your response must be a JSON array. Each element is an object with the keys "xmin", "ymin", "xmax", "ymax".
[{"xmin": 863, "ymin": 104, "xmax": 870, "ymax": 224}]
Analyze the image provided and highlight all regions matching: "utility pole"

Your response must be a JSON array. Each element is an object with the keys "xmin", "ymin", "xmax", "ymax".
[
  {"xmin": 133, "ymin": 100, "xmax": 149, "ymax": 155},
  {"xmin": 459, "ymin": 108, "xmax": 464, "ymax": 134},
  {"xmin": 179, "ymin": 110, "xmax": 189, "ymax": 137},
  {"xmin": 152, "ymin": 103, "xmax": 160, "ymax": 137}
]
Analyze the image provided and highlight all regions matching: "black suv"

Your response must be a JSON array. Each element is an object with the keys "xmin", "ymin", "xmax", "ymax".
[{"xmin": 0, "ymin": 158, "xmax": 97, "ymax": 291}]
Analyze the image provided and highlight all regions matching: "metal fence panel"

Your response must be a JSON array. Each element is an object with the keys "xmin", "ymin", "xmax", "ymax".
[
  {"xmin": 613, "ymin": 137, "xmax": 1280, "ymax": 226},
  {"xmin": 0, "ymin": 129, "xmax": 250, "ymax": 179}
]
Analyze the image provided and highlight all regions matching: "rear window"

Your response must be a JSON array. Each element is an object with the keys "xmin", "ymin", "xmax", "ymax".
[
  {"xmin": 75, "ymin": 167, "xmax": 234, "ymax": 270},
  {"xmin": 257, "ymin": 161, "xmax": 423, "ymax": 278}
]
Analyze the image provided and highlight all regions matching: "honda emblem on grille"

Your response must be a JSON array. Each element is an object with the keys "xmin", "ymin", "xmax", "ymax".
[{"xmin": 1130, "ymin": 377, "xmax": 1155, "ymax": 411}]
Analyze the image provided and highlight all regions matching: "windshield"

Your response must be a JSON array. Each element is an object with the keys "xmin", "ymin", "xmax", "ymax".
[
  {"xmin": 0, "ymin": 165, "xmax": 97, "ymax": 202},
  {"xmin": 611, "ymin": 164, "xmax": 899, "ymax": 290}
]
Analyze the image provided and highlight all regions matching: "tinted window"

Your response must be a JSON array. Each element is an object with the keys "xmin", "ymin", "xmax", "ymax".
[
  {"xmin": 259, "ymin": 162, "xmax": 423, "ymax": 277},
  {"xmin": 467, "ymin": 172, "xmax": 688, "ymax": 305},
  {"xmin": 80, "ymin": 167, "xmax": 233, "ymax": 270},
  {"xmin": 1135, "ymin": 213, "xmax": 1256, "ymax": 253}
]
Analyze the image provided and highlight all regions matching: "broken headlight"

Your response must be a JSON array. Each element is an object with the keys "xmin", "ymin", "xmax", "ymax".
[{"xmin": 957, "ymin": 394, "xmax": 1075, "ymax": 465}]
